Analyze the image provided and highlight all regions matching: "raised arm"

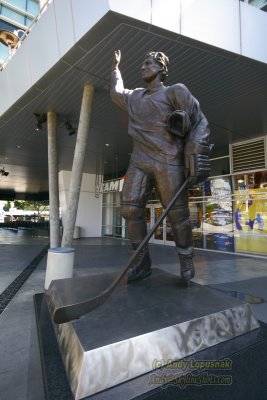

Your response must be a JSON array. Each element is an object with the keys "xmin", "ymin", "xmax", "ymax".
[
  {"xmin": 110, "ymin": 50, "xmax": 128, "ymax": 111},
  {"xmin": 112, "ymin": 49, "xmax": 121, "ymax": 70}
]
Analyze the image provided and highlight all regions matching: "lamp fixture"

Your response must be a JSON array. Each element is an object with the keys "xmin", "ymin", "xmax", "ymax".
[
  {"xmin": 0, "ymin": 167, "xmax": 9, "ymax": 176},
  {"xmin": 34, "ymin": 113, "xmax": 47, "ymax": 131},
  {"xmin": 0, "ymin": 30, "xmax": 20, "ymax": 49},
  {"xmin": 65, "ymin": 120, "xmax": 76, "ymax": 135}
]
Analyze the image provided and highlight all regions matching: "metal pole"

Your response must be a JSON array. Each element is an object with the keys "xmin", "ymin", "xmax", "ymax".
[
  {"xmin": 61, "ymin": 84, "xmax": 95, "ymax": 247},
  {"xmin": 47, "ymin": 111, "xmax": 60, "ymax": 248}
]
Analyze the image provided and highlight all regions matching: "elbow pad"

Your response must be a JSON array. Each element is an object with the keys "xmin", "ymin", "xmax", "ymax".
[{"xmin": 167, "ymin": 110, "xmax": 191, "ymax": 138}]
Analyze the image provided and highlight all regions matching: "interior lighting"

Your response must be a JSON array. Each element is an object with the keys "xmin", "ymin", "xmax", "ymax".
[
  {"xmin": 0, "ymin": 167, "xmax": 9, "ymax": 176},
  {"xmin": 34, "ymin": 113, "xmax": 47, "ymax": 131},
  {"xmin": 65, "ymin": 120, "xmax": 76, "ymax": 135},
  {"xmin": 0, "ymin": 30, "xmax": 20, "ymax": 49}
]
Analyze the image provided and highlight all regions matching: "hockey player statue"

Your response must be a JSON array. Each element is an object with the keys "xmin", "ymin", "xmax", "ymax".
[{"xmin": 110, "ymin": 50, "xmax": 211, "ymax": 284}]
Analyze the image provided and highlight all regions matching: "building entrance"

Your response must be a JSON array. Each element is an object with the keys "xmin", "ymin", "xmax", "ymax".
[{"xmin": 146, "ymin": 204, "xmax": 175, "ymax": 246}]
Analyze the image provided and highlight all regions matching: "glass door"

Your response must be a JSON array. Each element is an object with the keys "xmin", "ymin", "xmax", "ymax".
[
  {"xmin": 165, "ymin": 215, "xmax": 175, "ymax": 245},
  {"xmin": 146, "ymin": 204, "xmax": 175, "ymax": 246},
  {"xmin": 154, "ymin": 206, "xmax": 164, "ymax": 243}
]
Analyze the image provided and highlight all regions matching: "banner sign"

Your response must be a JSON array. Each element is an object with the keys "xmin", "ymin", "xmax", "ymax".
[{"xmin": 96, "ymin": 178, "xmax": 124, "ymax": 194}]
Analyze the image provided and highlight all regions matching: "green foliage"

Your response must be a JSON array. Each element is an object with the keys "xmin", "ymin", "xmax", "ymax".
[
  {"xmin": 3, "ymin": 200, "xmax": 11, "ymax": 212},
  {"xmin": 14, "ymin": 200, "xmax": 25, "ymax": 210},
  {"xmin": 23, "ymin": 200, "xmax": 49, "ymax": 215},
  {"xmin": 205, "ymin": 203, "xmax": 221, "ymax": 213},
  {"xmin": 3, "ymin": 200, "xmax": 49, "ymax": 215}
]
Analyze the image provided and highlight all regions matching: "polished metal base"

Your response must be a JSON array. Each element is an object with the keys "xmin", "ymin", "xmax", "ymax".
[{"xmin": 46, "ymin": 268, "xmax": 259, "ymax": 400}]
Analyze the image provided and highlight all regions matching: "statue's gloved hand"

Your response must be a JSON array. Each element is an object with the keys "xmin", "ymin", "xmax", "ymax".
[{"xmin": 184, "ymin": 141, "xmax": 211, "ymax": 186}]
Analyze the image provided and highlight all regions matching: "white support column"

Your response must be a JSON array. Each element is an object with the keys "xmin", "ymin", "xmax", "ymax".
[
  {"xmin": 45, "ymin": 247, "xmax": 74, "ymax": 290},
  {"xmin": 59, "ymin": 170, "xmax": 102, "ymax": 238},
  {"xmin": 45, "ymin": 111, "xmax": 65, "ymax": 290},
  {"xmin": 61, "ymin": 84, "xmax": 95, "ymax": 247},
  {"xmin": 47, "ymin": 111, "xmax": 60, "ymax": 248}
]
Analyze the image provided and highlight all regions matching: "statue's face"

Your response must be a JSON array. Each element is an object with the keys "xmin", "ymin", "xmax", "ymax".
[{"xmin": 141, "ymin": 56, "xmax": 162, "ymax": 83}]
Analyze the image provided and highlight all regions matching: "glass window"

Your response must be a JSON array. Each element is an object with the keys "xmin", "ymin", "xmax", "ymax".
[
  {"xmin": 25, "ymin": 15, "xmax": 33, "ymax": 26},
  {"xmin": 0, "ymin": 44, "xmax": 8, "ymax": 63},
  {"xmin": 248, "ymin": 0, "xmax": 267, "ymax": 9},
  {"xmin": 189, "ymin": 172, "xmax": 267, "ymax": 256},
  {"xmin": 233, "ymin": 171, "xmax": 267, "ymax": 256},
  {"xmin": 166, "ymin": 216, "xmax": 174, "ymax": 242},
  {"xmin": 190, "ymin": 177, "xmax": 234, "ymax": 253},
  {"xmin": 0, "ymin": 19, "xmax": 18, "ymax": 31},
  {"xmin": 210, "ymin": 156, "xmax": 230, "ymax": 176},
  {"xmin": 3, "ymin": 0, "xmax": 27, "ymax": 11},
  {"xmin": 154, "ymin": 207, "xmax": 163, "ymax": 240},
  {"xmin": 102, "ymin": 191, "xmax": 124, "ymax": 238},
  {"xmin": 233, "ymin": 171, "xmax": 267, "ymax": 190},
  {"xmin": 204, "ymin": 177, "xmax": 234, "ymax": 253},
  {"xmin": 190, "ymin": 200, "xmax": 204, "ymax": 249},
  {"xmin": 113, "ymin": 206, "xmax": 122, "ymax": 238},
  {"xmin": 102, "ymin": 205, "xmax": 113, "ymax": 236},
  {"xmin": 26, "ymin": 0, "xmax": 40, "ymax": 15},
  {"xmin": 102, "ymin": 193, "xmax": 108, "ymax": 206},
  {"xmin": 113, "ymin": 192, "xmax": 121, "ymax": 207},
  {"xmin": 1, "ymin": 5, "xmax": 25, "ymax": 24}
]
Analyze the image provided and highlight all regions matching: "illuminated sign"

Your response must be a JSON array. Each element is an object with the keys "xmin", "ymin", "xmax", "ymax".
[{"xmin": 97, "ymin": 178, "xmax": 124, "ymax": 193}]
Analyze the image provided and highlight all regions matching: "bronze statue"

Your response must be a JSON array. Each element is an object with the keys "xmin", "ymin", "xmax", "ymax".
[{"xmin": 111, "ymin": 50, "xmax": 210, "ymax": 284}]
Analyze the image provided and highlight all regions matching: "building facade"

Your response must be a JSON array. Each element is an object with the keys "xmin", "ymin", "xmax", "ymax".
[
  {"xmin": 101, "ymin": 153, "xmax": 267, "ymax": 258},
  {"xmin": 0, "ymin": 0, "xmax": 41, "ymax": 63},
  {"xmin": 0, "ymin": 0, "xmax": 267, "ymax": 258}
]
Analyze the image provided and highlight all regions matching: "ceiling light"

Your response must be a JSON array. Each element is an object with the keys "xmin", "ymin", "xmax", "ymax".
[
  {"xmin": 34, "ymin": 113, "xmax": 47, "ymax": 131},
  {"xmin": 65, "ymin": 120, "xmax": 76, "ymax": 135},
  {"xmin": 0, "ymin": 168, "xmax": 9, "ymax": 176},
  {"xmin": 0, "ymin": 30, "xmax": 20, "ymax": 49}
]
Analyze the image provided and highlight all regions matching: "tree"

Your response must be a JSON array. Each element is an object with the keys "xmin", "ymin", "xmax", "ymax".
[
  {"xmin": 22, "ymin": 200, "xmax": 49, "ymax": 216},
  {"xmin": 14, "ymin": 200, "xmax": 25, "ymax": 210},
  {"xmin": 3, "ymin": 200, "xmax": 11, "ymax": 212},
  {"xmin": 4, "ymin": 200, "xmax": 49, "ymax": 216}
]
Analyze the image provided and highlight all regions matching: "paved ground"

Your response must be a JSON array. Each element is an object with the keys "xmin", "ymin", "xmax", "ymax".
[{"xmin": 0, "ymin": 230, "xmax": 267, "ymax": 400}]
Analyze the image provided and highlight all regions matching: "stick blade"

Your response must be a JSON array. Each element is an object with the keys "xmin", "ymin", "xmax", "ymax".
[{"xmin": 53, "ymin": 294, "xmax": 106, "ymax": 324}]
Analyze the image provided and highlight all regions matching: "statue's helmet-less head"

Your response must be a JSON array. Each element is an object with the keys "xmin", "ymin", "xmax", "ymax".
[{"xmin": 146, "ymin": 51, "xmax": 169, "ymax": 82}]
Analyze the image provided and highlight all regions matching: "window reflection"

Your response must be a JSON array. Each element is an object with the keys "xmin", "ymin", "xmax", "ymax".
[
  {"xmin": 189, "ymin": 172, "xmax": 267, "ymax": 256},
  {"xmin": 233, "ymin": 172, "xmax": 267, "ymax": 256}
]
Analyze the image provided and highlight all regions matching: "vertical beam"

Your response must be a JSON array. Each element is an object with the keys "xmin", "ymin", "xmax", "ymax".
[
  {"xmin": 61, "ymin": 84, "xmax": 95, "ymax": 247},
  {"xmin": 47, "ymin": 111, "xmax": 60, "ymax": 248}
]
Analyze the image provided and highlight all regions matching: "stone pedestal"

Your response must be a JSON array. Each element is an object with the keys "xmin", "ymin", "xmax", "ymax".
[{"xmin": 43, "ymin": 268, "xmax": 259, "ymax": 399}]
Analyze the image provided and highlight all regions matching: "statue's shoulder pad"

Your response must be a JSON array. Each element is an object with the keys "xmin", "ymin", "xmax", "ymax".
[{"xmin": 169, "ymin": 83, "xmax": 189, "ymax": 93}]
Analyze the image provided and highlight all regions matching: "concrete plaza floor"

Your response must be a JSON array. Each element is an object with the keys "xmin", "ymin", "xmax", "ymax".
[{"xmin": 0, "ymin": 228, "xmax": 267, "ymax": 399}]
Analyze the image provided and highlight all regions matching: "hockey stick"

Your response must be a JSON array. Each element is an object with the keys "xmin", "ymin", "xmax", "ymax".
[{"xmin": 53, "ymin": 178, "xmax": 189, "ymax": 324}]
